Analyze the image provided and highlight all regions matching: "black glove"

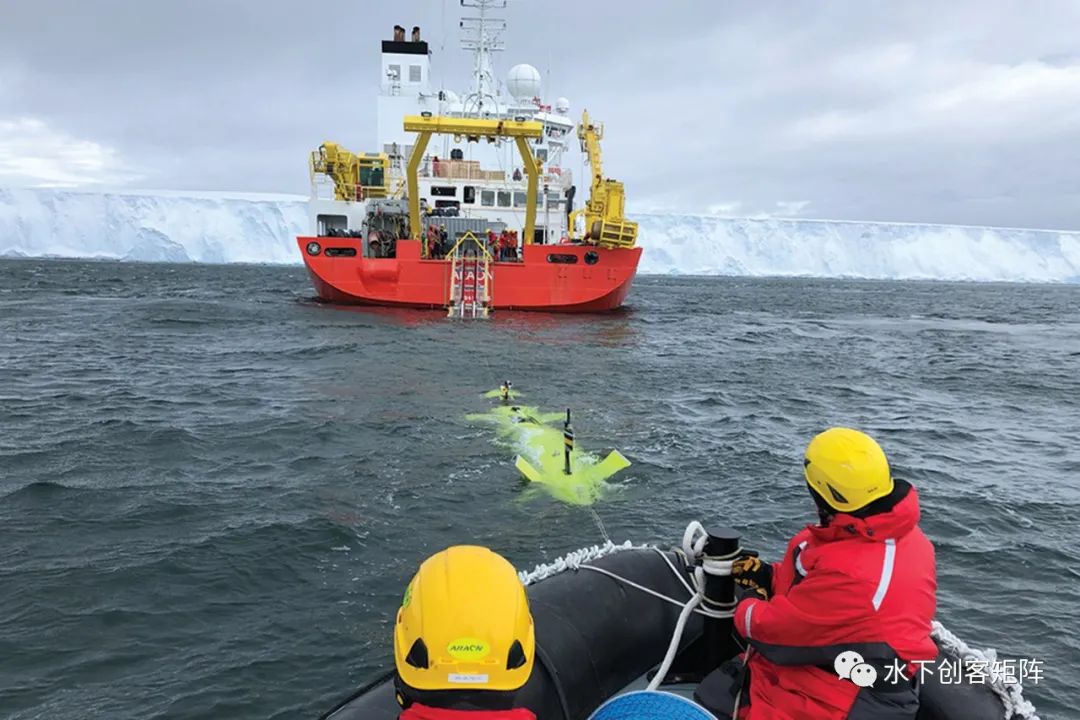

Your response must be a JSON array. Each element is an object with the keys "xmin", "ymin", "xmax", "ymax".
[{"xmin": 732, "ymin": 552, "xmax": 773, "ymax": 599}]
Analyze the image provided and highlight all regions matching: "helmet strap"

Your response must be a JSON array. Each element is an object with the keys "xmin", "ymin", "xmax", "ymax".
[{"xmin": 806, "ymin": 483, "xmax": 835, "ymax": 526}]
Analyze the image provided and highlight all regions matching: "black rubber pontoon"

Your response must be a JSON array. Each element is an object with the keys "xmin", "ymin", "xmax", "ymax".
[{"xmin": 319, "ymin": 548, "xmax": 1010, "ymax": 720}]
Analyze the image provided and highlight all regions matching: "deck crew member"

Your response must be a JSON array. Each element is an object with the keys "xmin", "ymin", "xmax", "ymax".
[
  {"xmin": 697, "ymin": 428, "xmax": 937, "ymax": 720},
  {"xmin": 394, "ymin": 546, "xmax": 536, "ymax": 720},
  {"xmin": 438, "ymin": 225, "xmax": 449, "ymax": 258},
  {"xmin": 427, "ymin": 224, "xmax": 438, "ymax": 259},
  {"xmin": 507, "ymin": 231, "xmax": 519, "ymax": 261},
  {"xmin": 498, "ymin": 230, "xmax": 509, "ymax": 261}
]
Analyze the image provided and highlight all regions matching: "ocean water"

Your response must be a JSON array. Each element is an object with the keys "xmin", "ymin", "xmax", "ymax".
[{"xmin": 1, "ymin": 258, "xmax": 1077, "ymax": 719}]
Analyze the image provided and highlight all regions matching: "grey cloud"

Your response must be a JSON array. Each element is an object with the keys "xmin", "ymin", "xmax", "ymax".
[{"xmin": 2, "ymin": 0, "xmax": 1080, "ymax": 228}]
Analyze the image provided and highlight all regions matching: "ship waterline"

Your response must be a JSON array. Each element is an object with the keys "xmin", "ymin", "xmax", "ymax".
[{"xmin": 299, "ymin": 238, "xmax": 642, "ymax": 312}]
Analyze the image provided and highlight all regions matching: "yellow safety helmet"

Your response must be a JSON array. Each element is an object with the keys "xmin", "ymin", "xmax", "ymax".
[
  {"xmin": 394, "ymin": 545, "xmax": 535, "ymax": 698},
  {"xmin": 804, "ymin": 427, "xmax": 893, "ymax": 513}
]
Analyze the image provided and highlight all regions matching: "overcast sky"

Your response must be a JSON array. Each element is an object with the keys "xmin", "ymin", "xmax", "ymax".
[{"xmin": 3, "ymin": 0, "xmax": 1080, "ymax": 228}]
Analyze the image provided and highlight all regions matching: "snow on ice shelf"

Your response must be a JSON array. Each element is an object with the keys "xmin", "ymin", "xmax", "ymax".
[{"xmin": 2, "ymin": 187, "xmax": 1078, "ymax": 282}]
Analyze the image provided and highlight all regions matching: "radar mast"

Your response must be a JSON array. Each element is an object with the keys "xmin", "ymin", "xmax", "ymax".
[{"xmin": 460, "ymin": 0, "xmax": 506, "ymax": 115}]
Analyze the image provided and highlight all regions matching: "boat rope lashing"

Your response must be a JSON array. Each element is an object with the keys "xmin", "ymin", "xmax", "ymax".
[
  {"xmin": 518, "ymin": 538, "xmax": 730, "ymax": 620},
  {"xmin": 648, "ymin": 523, "xmax": 741, "ymax": 691},
  {"xmin": 518, "ymin": 540, "xmax": 642, "ymax": 585},
  {"xmin": 930, "ymin": 620, "xmax": 1040, "ymax": 720},
  {"xmin": 646, "ymin": 570, "xmax": 704, "ymax": 692}
]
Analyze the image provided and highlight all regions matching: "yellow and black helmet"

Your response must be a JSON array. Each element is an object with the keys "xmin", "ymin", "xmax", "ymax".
[
  {"xmin": 394, "ymin": 545, "xmax": 535, "ymax": 709},
  {"xmin": 804, "ymin": 427, "xmax": 893, "ymax": 513}
]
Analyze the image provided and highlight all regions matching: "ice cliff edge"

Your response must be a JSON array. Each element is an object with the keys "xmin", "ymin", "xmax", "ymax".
[{"xmin": 2, "ymin": 187, "xmax": 1078, "ymax": 282}]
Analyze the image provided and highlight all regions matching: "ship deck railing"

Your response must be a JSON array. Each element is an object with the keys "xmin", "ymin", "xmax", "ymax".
[{"xmin": 308, "ymin": 176, "xmax": 405, "ymax": 203}]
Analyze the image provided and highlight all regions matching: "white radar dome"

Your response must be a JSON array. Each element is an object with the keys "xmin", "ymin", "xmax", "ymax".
[
  {"xmin": 555, "ymin": 97, "xmax": 570, "ymax": 114},
  {"xmin": 507, "ymin": 64, "xmax": 542, "ymax": 100}
]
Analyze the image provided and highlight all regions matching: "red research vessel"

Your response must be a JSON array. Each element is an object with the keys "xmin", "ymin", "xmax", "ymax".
[
  {"xmin": 297, "ymin": 7, "xmax": 641, "ymax": 316},
  {"xmin": 298, "ymin": 237, "xmax": 642, "ymax": 312}
]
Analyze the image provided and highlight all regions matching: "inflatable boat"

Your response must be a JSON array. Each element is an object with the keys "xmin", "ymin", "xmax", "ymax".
[{"xmin": 318, "ymin": 524, "xmax": 1036, "ymax": 720}]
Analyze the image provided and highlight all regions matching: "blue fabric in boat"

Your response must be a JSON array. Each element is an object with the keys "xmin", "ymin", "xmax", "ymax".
[{"xmin": 588, "ymin": 691, "xmax": 718, "ymax": 720}]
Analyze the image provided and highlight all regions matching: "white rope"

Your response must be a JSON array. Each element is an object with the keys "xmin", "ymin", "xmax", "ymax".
[
  {"xmin": 518, "ymin": 540, "xmax": 641, "ymax": 585},
  {"xmin": 647, "ymin": 587, "xmax": 702, "ymax": 691},
  {"xmin": 682, "ymin": 520, "xmax": 709, "ymax": 559},
  {"xmin": 518, "ymin": 541, "xmax": 730, "ymax": 619},
  {"xmin": 931, "ymin": 620, "xmax": 1040, "ymax": 720}
]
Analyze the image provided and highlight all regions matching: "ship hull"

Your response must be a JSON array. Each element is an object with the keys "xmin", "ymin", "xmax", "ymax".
[{"xmin": 297, "ymin": 237, "xmax": 641, "ymax": 312}]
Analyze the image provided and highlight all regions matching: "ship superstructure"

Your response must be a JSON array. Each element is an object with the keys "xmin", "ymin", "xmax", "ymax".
[{"xmin": 297, "ymin": 0, "xmax": 641, "ymax": 314}]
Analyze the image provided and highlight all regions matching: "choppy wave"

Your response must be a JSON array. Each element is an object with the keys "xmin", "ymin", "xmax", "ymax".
[{"xmin": 1, "ymin": 254, "xmax": 1078, "ymax": 719}]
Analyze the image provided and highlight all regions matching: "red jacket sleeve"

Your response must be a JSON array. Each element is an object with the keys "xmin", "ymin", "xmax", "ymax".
[{"xmin": 734, "ymin": 566, "xmax": 878, "ymax": 664}]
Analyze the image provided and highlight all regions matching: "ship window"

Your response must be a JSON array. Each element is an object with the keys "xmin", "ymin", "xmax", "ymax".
[
  {"xmin": 435, "ymin": 200, "xmax": 460, "ymax": 209},
  {"xmin": 317, "ymin": 214, "xmax": 348, "ymax": 236},
  {"xmin": 547, "ymin": 253, "xmax": 578, "ymax": 264},
  {"xmin": 388, "ymin": 64, "xmax": 401, "ymax": 80},
  {"xmin": 481, "ymin": 190, "xmax": 495, "ymax": 207},
  {"xmin": 431, "ymin": 186, "xmax": 457, "ymax": 197},
  {"xmin": 497, "ymin": 191, "xmax": 511, "ymax": 207},
  {"xmin": 409, "ymin": 65, "xmax": 422, "ymax": 82},
  {"xmin": 546, "ymin": 192, "xmax": 561, "ymax": 206},
  {"xmin": 513, "ymin": 191, "xmax": 527, "ymax": 208},
  {"xmin": 463, "ymin": 186, "xmax": 476, "ymax": 204},
  {"xmin": 536, "ymin": 148, "xmax": 548, "ymax": 162}
]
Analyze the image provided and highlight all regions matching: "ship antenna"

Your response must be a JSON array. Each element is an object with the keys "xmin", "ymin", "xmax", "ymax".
[{"xmin": 460, "ymin": 0, "xmax": 506, "ymax": 116}]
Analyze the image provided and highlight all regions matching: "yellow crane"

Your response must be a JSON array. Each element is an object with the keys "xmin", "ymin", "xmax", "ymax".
[
  {"xmin": 309, "ymin": 142, "xmax": 389, "ymax": 201},
  {"xmin": 570, "ymin": 110, "xmax": 638, "ymax": 248}
]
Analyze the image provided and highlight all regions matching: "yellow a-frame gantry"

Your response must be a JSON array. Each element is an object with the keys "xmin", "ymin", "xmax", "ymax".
[{"xmin": 403, "ymin": 115, "xmax": 543, "ymax": 244}]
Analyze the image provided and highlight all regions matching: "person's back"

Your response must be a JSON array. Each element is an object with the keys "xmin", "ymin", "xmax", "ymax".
[
  {"xmin": 700, "ymin": 428, "xmax": 937, "ymax": 720},
  {"xmin": 738, "ymin": 482, "xmax": 935, "ymax": 718}
]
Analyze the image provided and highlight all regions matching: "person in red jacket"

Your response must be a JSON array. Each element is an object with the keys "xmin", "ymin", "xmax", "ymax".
[
  {"xmin": 497, "ymin": 230, "xmax": 509, "ymax": 261},
  {"xmin": 395, "ymin": 546, "xmax": 537, "ymax": 720},
  {"xmin": 427, "ymin": 224, "xmax": 438, "ymax": 259},
  {"xmin": 696, "ymin": 427, "xmax": 937, "ymax": 720},
  {"xmin": 507, "ymin": 230, "xmax": 519, "ymax": 260}
]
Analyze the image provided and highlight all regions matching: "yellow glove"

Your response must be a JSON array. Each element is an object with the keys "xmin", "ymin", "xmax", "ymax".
[{"xmin": 732, "ymin": 553, "xmax": 773, "ymax": 599}]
